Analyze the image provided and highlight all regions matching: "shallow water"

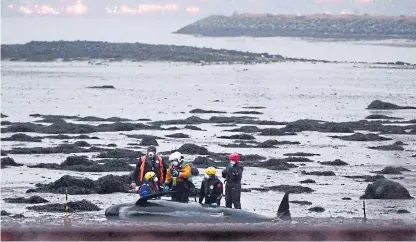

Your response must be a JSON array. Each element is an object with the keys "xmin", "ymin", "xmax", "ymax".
[{"xmin": 1, "ymin": 60, "xmax": 416, "ymax": 226}]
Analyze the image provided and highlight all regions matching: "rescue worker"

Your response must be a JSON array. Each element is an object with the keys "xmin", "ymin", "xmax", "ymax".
[
  {"xmin": 131, "ymin": 146, "xmax": 167, "ymax": 190},
  {"xmin": 164, "ymin": 151, "xmax": 192, "ymax": 202},
  {"xmin": 222, "ymin": 152, "xmax": 244, "ymax": 209},
  {"xmin": 199, "ymin": 167, "xmax": 223, "ymax": 207},
  {"xmin": 138, "ymin": 171, "xmax": 160, "ymax": 199}
]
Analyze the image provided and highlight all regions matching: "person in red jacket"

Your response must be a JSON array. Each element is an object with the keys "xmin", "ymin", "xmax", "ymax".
[{"xmin": 222, "ymin": 152, "xmax": 244, "ymax": 209}]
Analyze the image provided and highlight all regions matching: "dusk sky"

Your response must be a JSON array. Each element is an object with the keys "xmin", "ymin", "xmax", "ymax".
[{"xmin": 2, "ymin": 0, "xmax": 416, "ymax": 17}]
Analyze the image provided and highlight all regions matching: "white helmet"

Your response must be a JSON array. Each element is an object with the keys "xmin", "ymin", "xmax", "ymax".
[{"xmin": 169, "ymin": 151, "xmax": 182, "ymax": 162}]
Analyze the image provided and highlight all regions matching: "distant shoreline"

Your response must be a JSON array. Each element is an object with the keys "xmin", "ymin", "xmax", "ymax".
[{"xmin": 173, "ymin": 14, "xmax": 416, "ymax": 41}]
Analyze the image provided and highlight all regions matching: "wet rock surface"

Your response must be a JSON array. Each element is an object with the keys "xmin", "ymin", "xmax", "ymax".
[
  {"xmin": 27, "ymin": 175, "xmax": 131, "ymax": 195},
  {"xmin": 397, "ymin": 209, "xmax": 410, "ymax": 214},
  {"xmin": 233, "ymin": 111, "xmax": 263, "ymax": 115},
  {"xmin": 177, "ymin": 143, "xmax": 209, "ymax": 155},
  {"xmin": 290, "ymin": 201, "xmax": 313, "ymax": 205},
  {"xmin": 299, "ymin": 179, "xmax": 316, "ymax": 184},
  {"xmin": 374, "ymin": 166, "xmax": 411, "ymax": 175},
  {"xmin": 284, "ymin": 152, "xmax": 320, "ymax": 157},
  {"xmin": 86, "ymin": 85, "xmax": 115, "ymax": 89},
  {"xmin": 174, "ymin": 14, "xmax": 416, "ymax": 40},
  {"xmin": 365, "ymin": 115, "xmax": 403, "ymax": 120},
  {"xmin": 301, "ymin": 171, "xmax": 336, "ymax": 176},
  {"xmin": 1, "ymin": 157, "xmax": 23, "ymax": 168},
  {"xmin": 189, "ymin": 109, "xmax": 226, "ymax": 114},
  {"xmin": 250, "ymin": 185, "xmax": 314, "ymax": 194},
  {"xmin": 1, "ymin": 133, "xmax": 42, "ymax": 142},
  {"xmin": 330, "ymin": 133, "xmax": 392, "ymax": 141},
  {"xmin": 319, "ymin": 159, "xmax": 349, "ymax": 166},
  {"xmin": 344, "ymin": 175, "xmax": 385, "ymax": 182},
  {"xmin": 367, "ymin": 100, "xmax": 416, "ymax": 110},
  {"xmin": 27, "ymin": 199, "xmax": 101, "ymax": 212},
  {"xmin": 4, "ymin": 196, "xmax": 49, "ymax": 204},
  {"xmin": 360, "ymin": 179, "xmax": 413, "ymax": 199},
  {"xmin": 251, "ymin": 159, "xmax": 298, "ymax": 170},
  {"xmin": 165, "ymin": 133, "xmax": 190, "ymax": 138},
  {"xmin": 3, "ymin": 143, "xmax": 105, "ymax": 155},
  {"xmin": 217, "ymin": 134, "xmax": 256, "ymax": 140},
  {"xmin": 96, "ymin": 149, "xmax": 143, "ymax": 159},
  {"xmin": 184, "ymin": 125, "xmax": 204, "ymax": 131},
  {"xmin": 308, "ymin": 206, "xmax": 325, "ymax": 213},
  {"xmin": 368, "ymin": 142, "xmax": 405, "ymax": 151}
]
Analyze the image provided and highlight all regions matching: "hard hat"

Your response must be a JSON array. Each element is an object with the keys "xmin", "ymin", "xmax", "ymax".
[
  {"xmin": 228, "ymin": 152, "xmax": 240, "ymax": 162},
  {"xmin": 144, "ymin": 171, "xmax": 156, "ymax": 181},
  {"xmin": 205, "ymin": 167, "xmax": 216, "ymax": 176},
  {"xmin": 169, "ymin": 151, "xmax": 182, "ymax": 162}
]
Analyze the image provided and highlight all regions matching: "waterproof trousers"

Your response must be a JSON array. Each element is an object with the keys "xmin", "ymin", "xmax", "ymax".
[{"xmin": 225, "ymin": 183, "xmax": 241, "ymax": 209}]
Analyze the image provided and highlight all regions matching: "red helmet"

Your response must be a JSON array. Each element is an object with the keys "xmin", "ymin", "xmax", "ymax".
[{"xmin": 228, "ymin": 152, "xmax": 240, "ymax": 162}]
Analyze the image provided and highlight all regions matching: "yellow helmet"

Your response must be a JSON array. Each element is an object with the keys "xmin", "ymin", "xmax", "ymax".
[
  {"xmin": 144, "ymin": 171, "xmax": 156, "ymax": 181},
  {"xmin": 205, "ymin": 167, "xmax": 216, "ymax": 176}
]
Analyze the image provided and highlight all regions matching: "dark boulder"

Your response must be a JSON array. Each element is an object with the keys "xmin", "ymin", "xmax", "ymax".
[
  {"xmin": 344, "ymin": 174, "xmax": 385, "ymax": 182},
  {"xmin": 301, "ymin": 171, "xmax": 336, "ymax": 176},
  {"xmin": 281, "ymin": 157, "xmax": 314, "ymax": 163},
  {"xmin": 225, "ymin": 126, "xmax": 261, "ymax": 133},
  {"xmin": 1, "ymin": 113, "xmax": 8, "ymax": 118},
  {"xmin": 259, "ymin": 128, "xmax": 296, "ymax": 136},
  {"xmin": 308, "ymin": 206, "xmax": 325, "ymax": 212},
  {"xmin": 299, "ymin": 179, "xmax": 316, "ymax": 184},
  {"xmin": 73, "ymin": 141, "xmax": 91, "ymax": 147},
  {"xmin": 139, "ymin": 137, "xmax": 159, "ymax": 146},
  {"xmin": 320, "ymin": 159, "xmax": 349, "ymax": 166},
  {"xmin": 342, "ymin": 197, "xmax": 352, "ymax": 200},
  {"xmin": 62, "ymin": 156, "xmax": 93, "ymax": 167},
  {"xmin": 87, "ymin": 85, "xmax": 115, "ymax": 89},
  {"xmin": 330, "ymin": 133, "xmax": 392, "ymax": 141},
  {"xmin": 192, "ymin": 156, "xmax": 227, "ymax": 168},
  {"xmin": 184, "ymin": 125, "xmax": 203, "ymax": 131},
  {"xmin": 397, "ymin": 209, "xmax": 410, "ymax": 214},
  {"xmin": 166, "ymin": 133, "xmax": 190, "ymax": 138},
  {"xmin": 374, "ymin": 166, "xmax": 410, "ymax": 175},
  {"xmin": 233, "ymin": 111, "xmax": 263, "ymax": 115},
  {"xmin": 27, "ymin": 199, "xmax": 101, "ymax": 212},
  {"xmin": 365, "ymin": 115, "xmax": 403, "ymax": 120},
  {"xmin": 251, "ymin": 185, "xmax": 314, "ymax": 193},
  {"xmin": 27, "ymin": 163, "xmax": 61, "ymax": 169},
  {"xmin": 253, "ymin": 159, "xmax": 298, "ymax": 170},
  {"xmin": 217, "ymin": 134, "xmax": 256, "ymax": 140},
  {"xmin": 1, "ymin": 157, "xmax": 23, "ymax": 168},
  {"xmin": 4, "ymin": 195, "xmax": 49, "ymax": 204},
  {"xmin": 126, "ymin": 134, "xmax": 164, "ymax": 140},
  {"xmin": 283, "ymin": 152, "xmax": 320, "ymax": 157},
  {"xmin": 1, "ymin": 133, "xmax": 42, "ymax": 142},
  {"xmin": 360, "ymin": 179, "xmax": 413, "ymax": 199},
  {"xmin": 189, "ymin": 109, "xmax": 226, "ymax": 114},
  {"xmin": 107, "ymin": 143, "xmax": 117, "ymax": 147},
  {"xmin": 367, "ymin": 100, "xmax": 416, "ymax": 110},
  {"xmin": 240, "ymin": 154, "xmax": 266, "ymax": 162},
  {"xmin": 257, "ymin": 140, "xmax": 300, "ymax": 148},
  {"xmin": 177, "ymin": 144, "xmax": 209, "ymax": 155},
  {"xmin": 290, "ymin": 201, "xmax": 312, "ymax": 205},
  {"xmin": 368, "ymin": 143, "xmax": 405, "ymax": 151},
  {"xmin": 1, "ymin": 210, "xmax": 11, "ymax": 216},
  {"xmin": 96, "ymin": 149, "xmax": 143, "ymax": 158},
  {"xmin": 242, "ymin": 106, "xmax": 265, "ymax": 109}
]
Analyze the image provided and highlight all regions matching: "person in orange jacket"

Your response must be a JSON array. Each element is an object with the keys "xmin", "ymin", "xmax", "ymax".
[
  {"xmin": 131, "ymin": 146, "xmax": 167, "ymax": 190},
  {"xmin": 164, "ymin": 151, "xmax": 192, "ymax": 202}
]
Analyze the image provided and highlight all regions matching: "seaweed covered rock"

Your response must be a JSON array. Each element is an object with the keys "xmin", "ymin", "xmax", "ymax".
[
  {"xmin": 320, "ymin": 159, "xmax": 349, "ymax": 166},
  {"xmin": 27, "ymin": 199, "xmax": 101, "ymax": 212},
  {"xmin": 299, "ymin": 179, "xmax": 316, "ymax": 184},
  {"xmin": 1, "ymin": 157, "xmax": 23, "ymax": 168},
  {"xmin": 177, "ymin": 144, "xmax": 209, "ymax": 155},
  {"xmin": 252, "ymin": 159, "xmax": 298, "ymax": 170},
  {"xmin": 62, "ymin": 156, "xmax": 93, "ymax": 167},
  {"xmin": 308, "ymin": 206, "xmax": 325, "ymax": 212},
  {"xmin": 184, "ymin": 125, "xmax": 203, "ymax": 131},
  {"xmin": 281, "ymin": 157, "xmax": 314, "ymax": 163},
  {"xmin": 4, "ymin": 195, "xmax": 49, "ymax": 204},
  {"xmin": 283, "ymin": 152, "xmax": 320, "ymax": 157},
  {"xmin": 1, "ymin": 133, "xmax": 42, "ymax": 142},
  {"xmin": 367, "ymin": 100, "xmax": 416, "ymax": 110},
  {"xmin": 94, "ymin": 174, "xmax": 131, "ymax": 194},
  {"xmin": 166, "ymin": 133, "xmax": 190, "ymax": 139},
  {"xmin": 1, "ymin": 210, "xmax": 11, "ymax": 216},
  {"xmin": 217, "ymin": 134, "xmax": 256, "ymax": 140},
  {"xmin": 3, "ymin": 143, "xmax": 105, "ymax": 155},
  {"xmin": 344, "ymin": 174, "xmax": 385, "ymax": 182},
  {"xmin": 139, "ymin": 137, "xmax": 159, "ymax": 146},
  {"xmin": 190, "ymin": 109, "xmax": 226, "ymax": 114},
  {"xmin": 365, "ymin": 115, "xmax": 403, "ymax": 120},
  {"xmin": 96, "ymin": 149, "xmax": 143, "ymax": 158},
  {"xmin": 330, "ymin": 133, "xmax": 392, "ymax": 141},
  {"xmin": 374, "ymin": 166, "xmax": 411, "ymax": 175},
  {"xmin": 360, "ymin": 179, "xmax": 413, "ymax": 199},
  {"xmin": 251, "ymin": 185, "xmax": 314, "ymax": 194},
  {"xmin": 301, "ymin": 171, "xmax": 336, "ymax": 176},
  {"xmin": 192, "ymin": 156, "xmax": 227, "ymax": 168},
  {"xmin": 290, "ymin": 201, "xmax": 312, "ymax": 205},
  {"xmin": 225, "ymin": 126, "xmax": 261, "ymax": 133},
  {"xmin": 233, "ymin": 111, "xmax": 263, "ymax": 115},
  {"xmin": 368, "ymin": 143, "xmax": 405, "ymax": 151}
]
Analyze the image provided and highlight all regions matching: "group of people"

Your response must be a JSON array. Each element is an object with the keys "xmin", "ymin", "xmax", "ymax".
[{"xmin": 130, "ymin": 146, "xmax": 244, "ymax": 209}]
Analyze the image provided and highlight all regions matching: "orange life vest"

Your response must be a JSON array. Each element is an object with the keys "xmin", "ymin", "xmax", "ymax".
[{"xmin": 139, "ymin": 155, "xmax": 164, "ymax": 183}]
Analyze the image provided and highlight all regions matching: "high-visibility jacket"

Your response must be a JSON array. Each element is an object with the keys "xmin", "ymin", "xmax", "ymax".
[{"xmin": 139, "ymin": 155, "xmax": 165, "ymax": 183}]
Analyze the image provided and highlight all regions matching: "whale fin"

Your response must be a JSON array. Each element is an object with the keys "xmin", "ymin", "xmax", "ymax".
[{"xmin": 276, "ymin": 192, "xmax": 291, "ymax": 221}]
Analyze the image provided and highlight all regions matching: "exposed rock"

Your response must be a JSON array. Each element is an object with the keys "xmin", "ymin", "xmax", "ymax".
[
  {"xmin": 342, "ymin": 197, "xmax": 352, "ymax": 200},
  {"xmin": 367, "ymin": 100, "xmax": 416, "ymax": 110},
  {"xmin": 225, "ymin": 126, "xmax": 261, "ymax": 133},
  {"xmin": 11, "ymin": 213, "xmax": 25, "ymax": 218},
  {"xmin": 189, "ymin": 109, "xmax": 226, "ymax": 114},
  {"xmin": 1, "ymin": 133, "xmax": 42, "ymax": 142},
  {"xmin": 192, "ymin": 156, "xmax": 228, "ymax": 168},
  {"xmin": 397, "ymin": 209, "xmax": 410, "ymax": 214},
  {"xmin": 299, "ymin": 179, "xmax": 316, "ymax": 184},
  {"xmin": 239, "ymin": 154, "xmax": 266, "ymax": 162},
  {"xmin": 259, "ymin": 128, "xmax": 296, "ymax": 136},
  {"xmin": 301, "ymin": 171, "xmax": 336, "ymax": 176},
  {"xmin": 184, "ymin": 125, "xmax": 203, "ymax": 131},
  {"xmin": 73, "ymin": 141, "xmax": 91, "ymax": 147},
  {"xmin": 1, "ymin": 150, "xmax": 7, "ymax": 156},
  {"xmin": 3, "ymin": 144, "xmax": 105, "ymax": 155},
  {"xmin": 374, "ymin": 166, "xmax": 411, "ymax": 175},
  {"xmin": 27, "ymin": 199, "xmax": 100, "ymax": 212},
  {"xmin": 78, "ymin": 116, "xmax": 131, "ymax": 122},
  {"xmin": 368, "ymin": 143, "xmax": 405, "ymax": 151},
  {"xmin": 43, "ymin": 134, "xmax": 99, "ymax": 140},
  {"xmin": 252, "ymin": 159, "xmax": 298, "ymax": 170},
  {"xmin": 360, "ymin": 179, "xmax": 413, "ymax": 199},
  {"xmin": 290, "ymin": 201, "xmax": 312, "ymax": 205},
  {"xmin": 365, "ymin": 115, "xmax": 403, "ymax": 120},
  {"xmin": 219, "ymin": 140, "xmax": 300, "ymax": 148},
  {"xmin": 86, "ymin": 85, "xmax": 115, "ymax": 89},
  {"xmin": 242, "ymin": 106, "xmax": 265, "ymax": 109},
  {"xmin": 96, "ymin": 149, "xmax": 143, "ymax": 159},
  {"xmin": 1, "ymin": 210, "xmax": 11, "ymax": 216},
  {"xmin": 166, "ymin": 133, "xmax": 190, "ymax": 139},
  {"xmin": 27, "ymin": 163, "xmax": 61, "ymax": 169},
  {"xmin": 330, "ymin": 133, "xmax": 392, "ymax": 141},
  {"xmin": 233, "ymin": 111, "xmax": 263, "ymax": 115},
  {"xmin": 62, "ymin": 156, "xmax": 93, "ymax": 167},
  {"xmin": 1, "ymin": 157, "xmax": 23, "ymax": 168},
  {"xmin": 4, "ymin": 195, "xmax": 49, "ymax": 204},
  {"xmin": 284, "ymin": 152, "xmax": 320, "ymax": 157},
  {"xmin": 308, "ymin": 206, "xmax": 325, "ymax": 212},
  {"xmin": 344, "ymin": 175, "xmax": 385, "ymax": 182},
  {"xmin": 107, "ymin": 143, "xmax": 117, "ymax": 147},
  {"xmin": 281, "ymin": 157, "xmax": 314, "ymax": 163},
  {"xmin": 1, "ymin": 121, "xmax": 12, "ymax": 125},
  {"xmin": 127, "ymin": 134, "xmax": 163, "ymax": 140},
  {"xmin": 320, "ymin": 159, "xmax": 349, "ymax": 166},
  {"xmin": 177, "ymin": 144, "xmax": 209, "ymax": 155},
  {"xmin": 1, "ymin": 113, "xmax": 8, "ymax": 118},
  {"xmin": 139, "ymin": 137, "xmax": 159, "ymax": 146},
  {"xmin": 251, "ymin": 185, "xmax": 314, "ymax": 194},
  {"xmin": 27, "ymin": 174, "xmax": 131, "ymax": 195},
  {"xmin": 217, "ymin": 134, "xmax": 256, "ymax": 140}
]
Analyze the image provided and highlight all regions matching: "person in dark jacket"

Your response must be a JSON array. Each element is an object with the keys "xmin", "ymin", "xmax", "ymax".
[
  {"xmin": 222, "ymin": 152, "xmax": 244, "ymax": 209},
  {"xmin": 199, "ymin": 167, "xmax": 223, "ymax": 207},
  {"xmin": 130, "ymin": 146, "xmax": 167, "ymax": 190}
]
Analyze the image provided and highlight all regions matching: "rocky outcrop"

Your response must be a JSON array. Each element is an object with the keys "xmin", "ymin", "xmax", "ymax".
[
  {"xmin": 192, "ymin": 156, "xmax": 228, "ymax": 168},
  {"xmin": 368, "ymin": 142, "xmax": 405, "ymax": 151},
  {"xmin": 365, "ymin": 115, "xmax": 403, "ymax": 120},
  {"xmin": 344, "ymin": 174, "xmax": 385, "ymax": 182},
  {"xmin": 4, "ymin": 195, "xmax": 49, "ymax": 204},
  {"xmin": 233, "ymin": 111, "xmax": 263, "ymax": 115},
  {"xmin": 251, "ymin": 159, "xmax": 298, "ymax": 170},
  {"xmin": 319, "ymin": 159, "xmax": 349, "ymax": 166},
  {"xmin": 360, "ymin": 179, "xmax": 413, "ymax": 199},
  {"xmin": 217, "ymin": 134, "xmax": 256, "ymax": 140},
  {"xmin": 174, "ymin": 14, "xmax": 416, "ymax": 40},
  {"xmin": 189, "ymin": 109, "xmax": 226, "ymax": 114},
  {"xmin": 166, "ymin": 133, "xmax": 190, "ymax": 139},
  {"xmin": 1, "ymin": 157, "xmax": 23, "ymax": 168},
  {"xmin": 367, "ymin": 100, "xmax": 416, "ymax": 110},
  {"xmin": 301, "ymin": 171, "xmax": 336, "ymax": 176},
  {"xmin": 308, "ymin": 206, "xmax": 325, "ymax": 212},
  {"xmin": 330, "ymin": 133, "xmax": 392, "ymax": 141},
  {"xmin": 284, "ymin": 152, "xmax": 320, "ymax": 157},
  {"xmin": 3, "ymin": 143, "xmax": 105, "ymax": 155},
  {"xmin": 374, "ymin": 166, "xmax": 411, "ymax": 175},
  {"xmin": 290, "ymin": 201, "xmax": 312, "ymax": 205},
  {"xmin": 86, "ymin": 85, "xmax": 115, "ymax": 89},
  {"xmin": 299, "ymin": 179, "xmax": 316, "ymax": 184},
  {"xmin": 96, "ymin": 149, "xmax": 143, "ymax": 159},
  {"xmin": 250, "ymin": 185, "xmax": 314, "ymax": 194},
  {"xmin": 27, "ymin": 199, "xmax": 100, "ymax": 212},
  {"xmin": 177, "ymin": 144, "xmax": 209, "ymax": 155},
  {"xmin": 184, "ymin": 125, "xmax": 204, "ymax": 131},
  {"xmin": 1, "ymin": 133, "xmax": 42, "ymax": 142}
]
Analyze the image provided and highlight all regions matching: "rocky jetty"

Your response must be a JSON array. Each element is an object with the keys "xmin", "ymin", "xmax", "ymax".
[{"xmin": 174, "ymin": 14, "xmax": 416, "ymax": 40}]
